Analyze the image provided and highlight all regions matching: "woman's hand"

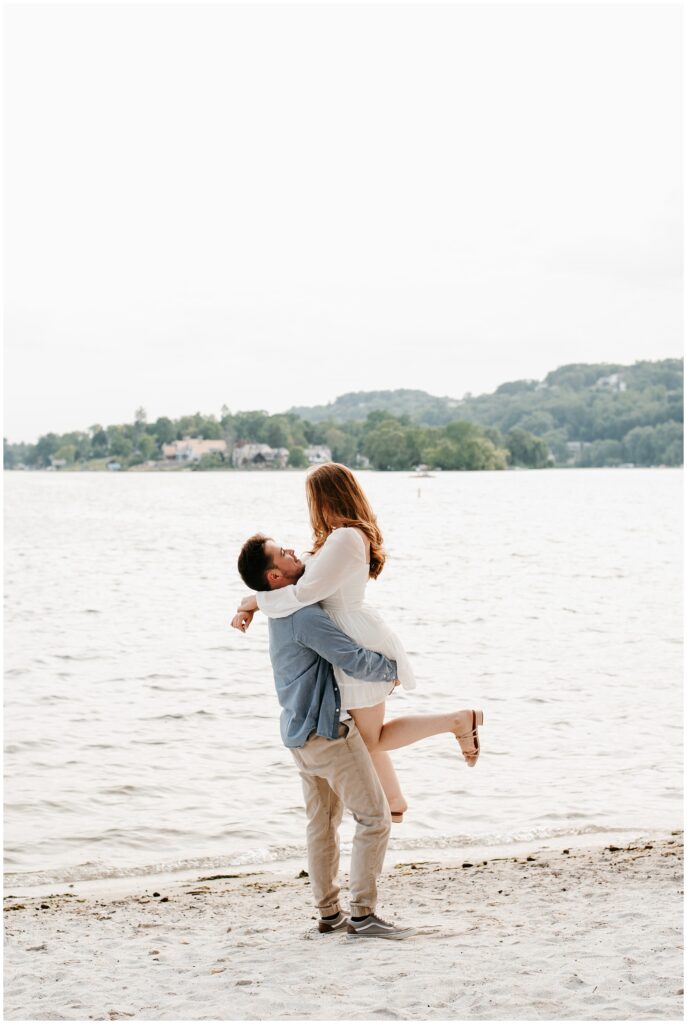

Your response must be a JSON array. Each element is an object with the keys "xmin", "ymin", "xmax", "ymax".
[
  {"xmin": 231, "ymin": 609, "xmax": 255, "ymax": 632},
  {"xmin": 239, "ymin": 595, "xmax": 259, "ymax": 613}
]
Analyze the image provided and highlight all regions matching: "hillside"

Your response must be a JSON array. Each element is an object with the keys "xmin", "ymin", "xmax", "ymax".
[
  {"xmin": 288, "ymin": 359, "xmax": 683, "ymax": 465},
  {"xmin": 288, "ymin": 389, "xmax": 464, "ymax": 426}
]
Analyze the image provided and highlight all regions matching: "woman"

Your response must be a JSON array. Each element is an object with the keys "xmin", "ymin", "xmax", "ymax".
[{"xmin": 232, "ymin": 463, "xmax": 483, "ymax": 822}]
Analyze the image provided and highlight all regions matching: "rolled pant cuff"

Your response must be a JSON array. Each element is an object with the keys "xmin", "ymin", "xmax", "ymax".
[
  {"xmin": 350, "ymin": 905, "xmax": 373, "ymax": 917},
  {"xmin": 319, "ymin": 902, "xmax": 341, "ymax": 917}
]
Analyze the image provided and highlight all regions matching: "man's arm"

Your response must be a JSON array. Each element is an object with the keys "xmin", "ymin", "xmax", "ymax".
[{"xmin": 293, "ymin": 607, "xmax": 397, "ymax": 684}]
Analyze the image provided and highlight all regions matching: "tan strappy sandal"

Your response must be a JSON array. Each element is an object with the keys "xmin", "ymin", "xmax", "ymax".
[{"xmin": 455, "ymin": 710, "xmax": 484, "ymax": 767}]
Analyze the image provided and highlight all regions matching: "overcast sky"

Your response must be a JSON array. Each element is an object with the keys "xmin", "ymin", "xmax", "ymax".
[{"xmin": 4, "ymin": 2, "xmax": 683, "ymax": 442}]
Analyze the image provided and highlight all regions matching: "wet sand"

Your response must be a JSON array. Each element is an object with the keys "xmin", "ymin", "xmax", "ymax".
[{"xmin": 4, "ymin": 833, "xmax": 683, "ymax": 1020}]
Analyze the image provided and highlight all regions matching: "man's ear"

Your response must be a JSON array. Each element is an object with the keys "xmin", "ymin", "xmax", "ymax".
[{"xmin": 266, "ymin": 568, "xmax": 281, "ymax": 584}]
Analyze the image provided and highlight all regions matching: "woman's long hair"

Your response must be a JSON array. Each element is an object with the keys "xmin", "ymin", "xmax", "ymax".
[{"xmin": 306, "ymin": 463, "xmax": 386, "ymax": 579}]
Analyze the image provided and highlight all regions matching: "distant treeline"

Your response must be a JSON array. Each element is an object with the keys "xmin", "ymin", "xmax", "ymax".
[
  {"xmin": 4, "ymin": 358, "xmax": 683, "ymax": 471},
  {"xmin": 289, "ymin": 358, "xmax": 684, "ymax": 468},
  {"xmin": 2, "ymin": 407, "xmax": 548, "ymax": 472}
]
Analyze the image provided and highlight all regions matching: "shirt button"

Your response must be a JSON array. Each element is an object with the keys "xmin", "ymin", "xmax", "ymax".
[{"xmin": 335, "ymin": 708, "xmax": 339, "ymax": 712}]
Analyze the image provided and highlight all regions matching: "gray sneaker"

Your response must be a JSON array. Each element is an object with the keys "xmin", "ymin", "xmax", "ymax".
[
  {"xmin": 346, "ymin": 913, "xmax": 415, "ymax": 940},
  {"xmin": 317, "ymin": 911, "xmax": 349, "ymax": 933}
]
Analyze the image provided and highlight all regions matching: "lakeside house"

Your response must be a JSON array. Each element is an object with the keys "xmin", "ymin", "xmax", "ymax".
[
  {"xmin": 304, "ymin": 445, "xmax": 332, "ymax": 465},
  {"xmin": 232, "ymin": 442, "xmax": 289, "ymax": 469},
  {"xmin": 162, "ymin": 437, "xmax": 228, "ymax": 463},
  {"xmin": 593, "ymin": 373, "xmax": 627, "ymax": 393},
  {"xmin": 565, "ymin": 441, "xmax": 584, "ymax": 465}
]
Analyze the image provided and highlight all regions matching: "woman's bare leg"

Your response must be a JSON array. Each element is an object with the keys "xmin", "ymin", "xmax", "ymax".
[
  {"xmin": 349, "ymin": 704, "xmax": 407, "ymax": 816},
  {"xmin": 351, "ymin": 706, "xmax": 480, "ymax": 760}
]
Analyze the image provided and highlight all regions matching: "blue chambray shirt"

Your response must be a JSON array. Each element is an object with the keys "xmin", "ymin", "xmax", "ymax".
[{"xmin": 267, "ymin": 604, "xmax": 398, "ymax": 748}]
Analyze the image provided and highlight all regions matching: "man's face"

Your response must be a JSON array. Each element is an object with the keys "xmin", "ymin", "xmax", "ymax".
[{"xmin": 263, "ymin": 540, "xmax": 305, "ymax": 589}]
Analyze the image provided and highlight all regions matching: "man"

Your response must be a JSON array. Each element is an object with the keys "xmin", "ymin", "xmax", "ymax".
[{"xmin": 233, "ymin": 533, "xmax": 414, "ymax": 940}]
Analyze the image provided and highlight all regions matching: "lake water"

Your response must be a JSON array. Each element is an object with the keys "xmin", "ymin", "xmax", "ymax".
[{"xmin": 4, "ymin": 468, "xmax": 683, "ymax": 888}]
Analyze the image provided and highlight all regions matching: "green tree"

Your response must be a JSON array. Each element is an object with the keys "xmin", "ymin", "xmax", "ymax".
[
  {"xmin": 364, "ymin": 421, "xmax": 422, "ymax": 470},
  {"xmin": 193, "ymin": 451, "xmax": 226, "ymax": 470},
  {"xmin": 324, "ymin": 425, "xmax": 357, "ymax": 466},
  {"xmin": 33, "ymin": 433, "xmax": 62, "ymax": 467},
  {"xmin": 579, "ymin": 439, "xmax": 625, "ymax": 467},
  {"xmin": 152, "ymin": 417, "xmax": 175, "ymax": 444},
  {"xmin": 266, "ymin": 417, "xmax": 290, "ymax": 449},
  {"xmin": 505, "ymin": 428, "xmax": 551, "ymax": 468},
  {"xmin": 90, "ymin": 427, "xmax": 109, "ymax": 457},
  {"xmin": 288, "ymin": 446, "xmax": 308, "ymax": 468},
  {"xmin": 4, "ymin": 438, "xmax": 16, "ymax": 468},
  {"xmin": 109, "ymin": 431, "xmax": 133, "ymax": 458},
  {"xmin": 137, "ymin": 434, "xmax": 156, "ymax": 460}
]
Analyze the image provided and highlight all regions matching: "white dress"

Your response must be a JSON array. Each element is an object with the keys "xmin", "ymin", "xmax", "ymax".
[{"xmin": 256, "ymin": 527, "xmax": 417, "ymax": 711}]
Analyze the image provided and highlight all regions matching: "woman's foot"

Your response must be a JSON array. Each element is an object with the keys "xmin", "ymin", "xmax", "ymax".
[
  {"xmin": 389, "ymin": 797, "xmax": 408, "ymax": 823},
  {"xmin": 453, "ymin": 710, "xmax": 484, "ymax": 767}
]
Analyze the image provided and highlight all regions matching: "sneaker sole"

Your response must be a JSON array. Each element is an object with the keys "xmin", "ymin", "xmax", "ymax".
[{"xmin": 346, "ymin": 929, "xmax": 415, "ymax": 941}]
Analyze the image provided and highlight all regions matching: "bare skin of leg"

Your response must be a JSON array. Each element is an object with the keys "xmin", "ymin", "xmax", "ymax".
[{"xmin": 350, "ymin": 704, "xmax": 480, "ymax": 816}]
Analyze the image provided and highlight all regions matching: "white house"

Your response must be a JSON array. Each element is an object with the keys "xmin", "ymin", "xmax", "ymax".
[
  {"xmin": 304, "ymin": 445, "xmax": 332, "ymax": 465},
  {"xmin": 162, "ymin": 437, "xmax": 227, "ymax": 463},
  {"xmin": 232, "ymin": 442, "xmax": 289, "ymax": 469},
  {"xmin": 593, "ymin": 373, "xmax": 626, "ymax": 393}
]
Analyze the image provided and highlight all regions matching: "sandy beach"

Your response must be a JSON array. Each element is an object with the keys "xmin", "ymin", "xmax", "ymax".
[{"xmin": 3, "ymin": 832, "xmax": 683, "ymax": 1021}]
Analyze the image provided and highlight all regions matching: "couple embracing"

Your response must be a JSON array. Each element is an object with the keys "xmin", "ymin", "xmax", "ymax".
[{"xmin": 232, "ymin": 463, "xmax": 484, "ymax": 939}]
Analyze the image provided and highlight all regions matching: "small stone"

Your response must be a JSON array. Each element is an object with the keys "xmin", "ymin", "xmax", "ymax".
[
  {"xmin": 235, "ymin": 979, "xmax": 253, "ymax": 986},
  {"xmin": 153, "ymin": 892, "xmax": 160, "ymax": 897},
  {"xmin": 526, "ymin": 856, "xmax": 536, "ymax": 862},
  {"xmin": 607, "ymin": 845, "xmax": 621, "ymax": 852},
  {"xmin": 563, "ymin": 849, "xmax": 570, "ymax": 854},
  {"xmin": 461, "ymin": 862, "xmax": 473, "ymax": 868},
  {"xmin": 226, "ymin": 926, "xmax": 232, "ymax": 932},
  {"xmin": 159, "ymin": 897, "xmax": 169, "ymax": 903},
  {"xmin": 149, "ymin": 949, "xmax": 160, "ymax": 955},
  {"xmin": 40, "ymin": 903, "xmax": 50, "ymax": 910},
  {"xmin": 297, "ymin": 870, "xmax": 308, "ymax": 879}
]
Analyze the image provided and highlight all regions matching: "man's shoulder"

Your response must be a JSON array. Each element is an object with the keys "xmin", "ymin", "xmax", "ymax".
[
  {"xmin": 267, "ymin": 603, "xmax": 326, "ymax": 633},
  {"xmin": 291, "ymin": 603, "xmax": 326, "ymax": 625}
]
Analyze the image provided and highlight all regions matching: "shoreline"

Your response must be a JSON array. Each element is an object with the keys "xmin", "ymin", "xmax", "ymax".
[
  {"xmin": 5, "ymin": 825, "xmax": 677, "ymax": 903},
  {"xmin": 5, "ymin": 832, "xmax": 683, "ymax": 1021},
  {"xmin": 5, "ymin": 464, "xmax": 682, "ymax": 474}
]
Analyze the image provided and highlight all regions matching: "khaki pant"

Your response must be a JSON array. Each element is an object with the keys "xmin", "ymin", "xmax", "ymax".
[{"xmin": 290, "ymin": 719, "xmax": 391, "ymax": 918}]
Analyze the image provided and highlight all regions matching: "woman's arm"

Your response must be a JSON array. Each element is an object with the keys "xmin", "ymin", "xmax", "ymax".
[{"xmin": 256, "ymin": 528, "xmax": 368, "ymax": 619}]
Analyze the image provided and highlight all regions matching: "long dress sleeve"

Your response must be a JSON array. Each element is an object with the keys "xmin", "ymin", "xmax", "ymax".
[{"xmin": 256, "ymin": 528, "xmax": 368, "ymax": 619}]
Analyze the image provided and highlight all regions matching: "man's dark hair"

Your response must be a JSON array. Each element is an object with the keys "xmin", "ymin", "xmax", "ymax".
[{"xmin": 237, "ymin": 533, "xmax": 273, "ymax": 591}]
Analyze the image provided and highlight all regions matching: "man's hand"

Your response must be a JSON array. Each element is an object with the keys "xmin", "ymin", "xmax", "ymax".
[
  {"xmin": 231, "ymin": 609, "xmax": 255, "ymax": 632},
  {"xmin": 239, "ymin": 595, "xmax": 259, "ymax": 613}
]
